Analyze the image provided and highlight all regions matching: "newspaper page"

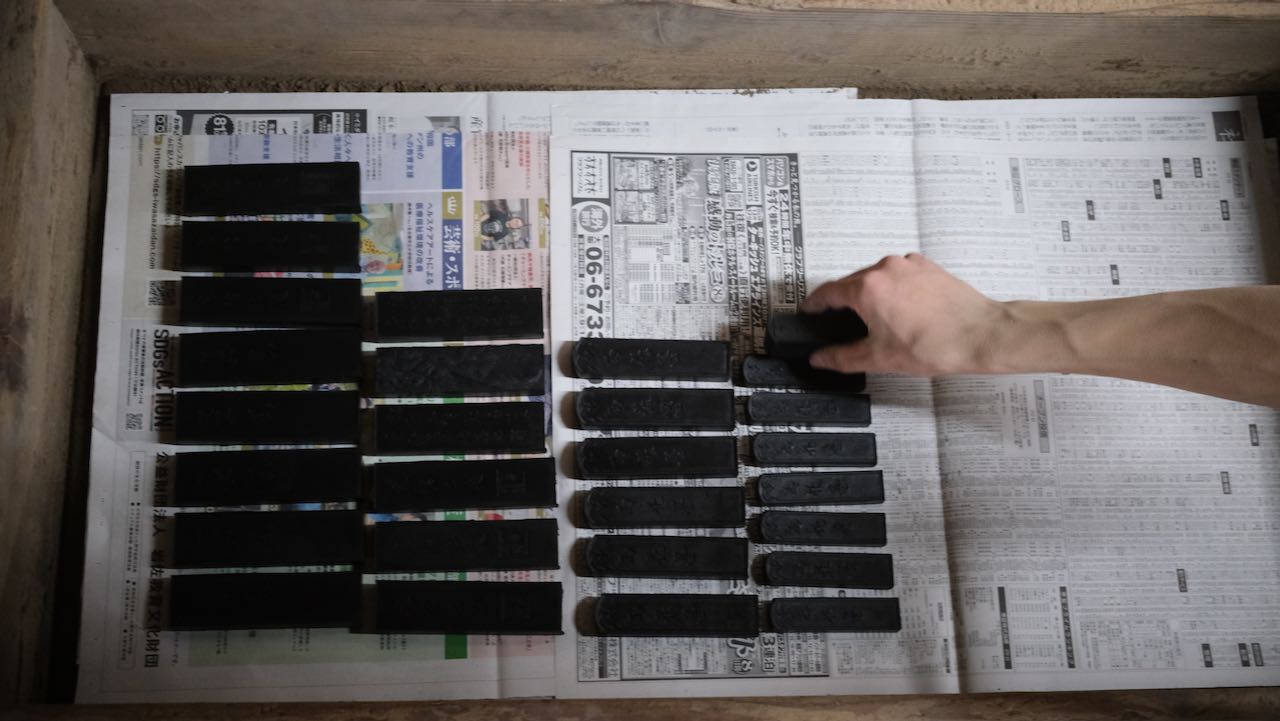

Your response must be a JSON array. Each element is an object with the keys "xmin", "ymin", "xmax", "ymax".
[
  {"xmin": 82, "ymin": 89, "xmax": 855, "ymax": 703},
  {"xmin": 549, "ymin": 97, "xmax": 959, "ymax": 698},
  {"xmin": 902, "ymin": 97, "xmax": 1280, "ymax": 692}
]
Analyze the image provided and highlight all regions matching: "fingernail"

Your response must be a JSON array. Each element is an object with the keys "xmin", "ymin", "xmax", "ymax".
[{"xmin": 809, "ymin": 352, "xmax": 832, "ymax": 369}]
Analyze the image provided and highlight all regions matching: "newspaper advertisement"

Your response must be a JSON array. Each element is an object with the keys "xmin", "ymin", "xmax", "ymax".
[
  {"xmin": 548, "ymin": 97, "xmax": 1280, "ymax": 698},
  {"xmin": 83, "ymin": 90, "xmax": 856, "ymax": 702}
]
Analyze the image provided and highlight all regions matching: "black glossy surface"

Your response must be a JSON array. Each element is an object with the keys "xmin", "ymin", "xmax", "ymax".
[
  {"xmin": 181, "ymin": 161, "xmax": 361, "ymax": 216},
  {"xmin": 375, "ymin": 288, "xmax": 543, "ymax": 341},
  {"xmin": 762, "ymin": 551, "xmax": 894, "ymax": 589},
  {"xmin": 375, "ymin": 344, "xmax": 545, "ymax": 397},
  {"xmin": 740, "ymin": 355, "xmax": 866, "ymax": 391},
  {"xmin": 370, "ymin": 458, "xmax": 556, "ymax": 511},
  {"xmin": 372, "ymin": 402, "xmax": 545, "ymax": 454},
  {"xmin": 594, "ymin": 594, "xmax": 759, "ymax": 637},
  {"xmin": 173, "ymin": 448, "xmax": 362, "ymax": 506},
  {"xmin": 582, "ymin": 487, "xmax": 745, "ymax": 528},
  {"xmin": 178, "ymin": 276, "xmax": 363, "ymax": 327},
  {"xmin": 375, "ymin": 581, "xmax": 563, "ymax": 634},
  {"xmin": 177, "ymin": 329, "xmax": 362, "ymax": 387},
  {"xmin": 575, "ymin": 388, "xmax": 735, "ymax": 431},
  {"xmin": 174, "ymin": 390, "xmax": 361, "ymax": 444},
  {"xmin": 373, "ymin": 519, "xmax": 559, "ymax": 572},
  {"xmin": 171, "ymin": 510, "xmax": 364, "ymax": 568},
  {"xmin": 576, "ymin": 436, "xmax": 738, "ymax": 480},
  {"xmin": 179, "ymin": 220, "xmax": 360, "ymax": 272},
  {"xmin": 764, "ymin": 310, "xmax": 868, "ymax": 359},
  {"xmin": 168, "ymin": 572, "xmax": 360, "ymax": 630},
  {"xmin": 585, "ymin": 535, "xmax": 749, "ymax": 579}
]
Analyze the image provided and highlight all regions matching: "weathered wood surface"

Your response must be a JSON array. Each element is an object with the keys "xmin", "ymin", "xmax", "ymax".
[
  {"xmin": 59, "ymin": 0, "xmax": 1280, "ymax": 98},
  {"xmin": 5, "ymin": 688, "xmax": 1280, "ymax": 720},
  {"xmin": 0, "ymin": 0, "xmax": 98, "ymax": 706}
]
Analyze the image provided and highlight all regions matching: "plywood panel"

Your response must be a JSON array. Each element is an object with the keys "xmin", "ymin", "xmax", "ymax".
[
  {"xmin": 58, "ymin": 0, "xmax": 1280, "ymax": 97},
  {"xmin": 0, "ymin": 0, "xmax": 99, "ymax": 705}
]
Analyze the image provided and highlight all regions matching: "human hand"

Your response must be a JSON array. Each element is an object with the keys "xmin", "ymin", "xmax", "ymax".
[{"xmin": 799, "ymin": 253, "xmax": 1007, "ymax": 376}]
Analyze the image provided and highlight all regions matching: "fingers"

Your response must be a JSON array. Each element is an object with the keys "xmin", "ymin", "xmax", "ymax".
[
  {"xmin": 809, "ymin": 339, "xmax": 875, "ymax": 373},
  {"xmin": 799, "ymin": 255, "xmax": 907, "ymax": 313}
]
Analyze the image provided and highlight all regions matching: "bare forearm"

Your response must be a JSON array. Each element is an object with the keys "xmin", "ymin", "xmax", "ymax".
[{"xmin": 987, "ymin": 287, "xmax": 1280, "ymax": 406}]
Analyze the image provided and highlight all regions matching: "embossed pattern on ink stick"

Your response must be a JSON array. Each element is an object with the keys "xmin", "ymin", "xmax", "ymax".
[
  {"xmin": 740, "ymin": 354, "xmax": 866, "ymax": 391},
  {"xmin": 585, "ymin": 535, "xmax": 749, "ymax": 579},
  {"xmin": 769, "ymin": 597, "xmax": 901, "ymax": 633},
  {"xmin": 372, "ymin": 519, "xmax": 559, "ymax": 572},
  {"xmin": 375, "ymin": 288, "xmax": 543, "ymax": 341},
  {"xmin": 373, "ymin": 402, "xmax": 545, "ymax": 454},
  {"xmin": 375, "ymin": 581, "xmax": 563, "ymax": 635},
  {"xmin": 765, "ymin": 309, "xmax": 868, "ymax": 360},
  {"xmin": 375, "ymin": 344, "xmax": 546, "ymax": 397},
  {"xmin": 756, "ymin": 470, "xmax": 884, "ymax": 506},
  {"xmin": 753, "ymin": 432, "xmax": 877, "ymax": 467},
  {"xmin": 762, "ymin": 551, "xmax": 894, "ymax": 589},
  {"xmin": 594, "ymin": 594, "xmax": 759, "ymax": 637},
  {"xmin": 576, "ymin": 388, "xmax": 735, "ymax": 431},
  {"xmin": 582, "ymin": 487, "xmax": 746, "ymax": 528},
  {"xmin": 758, "ymin": 511, "xmax": 887, "ymax": 546},
  {"xmin": 748, "ymin": 392, "xmax": 871, "ymax": 427},
  {"xmin": 576, "ymin": 436, "xmax": 738, "ymax": 479},
  {"xmin": 168, "ymin": 572, "xmax": 360, "ymax": 630},
  {"xmin": 572, "ymin": 338, "xmax": 730, "ymax": 381},
  {"xmin": 370, "ymin": 458, "xmax": 556, "ymax": 511}
]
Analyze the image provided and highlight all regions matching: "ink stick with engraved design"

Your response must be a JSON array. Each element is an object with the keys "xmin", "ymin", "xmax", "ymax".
[
  {"xmin": 769, "ymin": 597, "xmax": 901, "ymax": 633},
  {"xmin": 178, "ymin": 277, "xmax": 363, "ymax": 327},
  {"xmin": 181, "ymin": 161, "xmax": 361, "ymax": 216},
  {"xmin": 178, "ymin": 329, "xmax": 362, "ymax": 387},
  {"xmin": 168, "ymin": 572, "xmax": 360, "ymax": 630},
  {"xmin": 370, "ymin": 458, "xmax": 556, "ymax": 511},
  {"xmin": 572, "ymin": 338, "xmax": 730, "ymax": 381},
  {"xmin": 756, "ymin": 470, "xmax": 884, "ymax": 506},
  {"xmin": 576, "ymin": 436, "xmax": 738, "ymax": 479},
  {"xmin": 375, "ymin": 288, "xmax": 543, "ymax": 341},
  {"xmin": 576, "ymin": 388, "xmax": 735, "ymax": 431},
  {"xmin": 372, "ymin": 402, "xmax": 545, "ymax": 454},
  {"xmin": 765, "ymin": 310, "xmax": 868, "ymax": 360},
  {"xmin": 375, "ymin": 344, "xmax": 545, "ymax": 397},
  {"xmin": 173, "ymin": 448, "xmax": 361, "ymax": 506},
  {"xmin": 752, "ymin": 432, "xmax": 877, "ymax": 467},
  {"xmin": 171, "ymin": 510, "xmax": 364, "ymax": 568},
  {"xmin": 585, "ymin": 535, "xmax": 749, "ymax": 579},
  {"xmin": 583, "ymin": 487, "xmax": 745, "ymax": 528},
  {"xmin": 594, "ymin": 594, "xmax": 759, "ymax": 637},
  {"xmin": 375, "ymin": 581, "xmax": 563, "ymax": 634},
  {"xmin": 758, "ymin": 511, "xmax": 887, "ymax": 546},
  {"xmin": 762, "ymin": 551, "xmax": 894, "ymax": 589},
  {"xmin": 372, "ymin": 519, "xmax": 558, "ymax": 572},
  {"xmin": 179, "ymin": 220, "xmax": 360, "ymax": 272},
  {"xmin": 740, "ymin": 354, "xmax": 866, "ymax": 391},
  {"xmin": 748, "ymin": 392, "xmax": 871, "ymax": 426},
  {"xmin": 174, "ymin": 390, "xmax": 360, "ymax": 444}
]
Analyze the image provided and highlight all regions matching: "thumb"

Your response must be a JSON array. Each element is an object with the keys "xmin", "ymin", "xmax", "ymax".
[{"xmin": 810, "ymin": 340, "xmax": 874, "ymax": 374}]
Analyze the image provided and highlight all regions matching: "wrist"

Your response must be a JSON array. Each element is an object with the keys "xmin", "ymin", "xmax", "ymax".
[{"xmin": 978, "ymin": 300, "xmax": 1079, "ymax": 375}]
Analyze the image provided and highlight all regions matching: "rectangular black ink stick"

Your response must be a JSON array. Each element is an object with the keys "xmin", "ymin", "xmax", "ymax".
[
  {"xmin": 179, "ymin": 221, "xmax": 361, "ymax": 272},
  {"xmin": 373, "ymin": 402, "xmax": 545, "ymax": 454},
  {"xmin": 572, "ymin": 338, "xmax": 730, "ymax": 381},
  {"xmin": 765, "ymin": 310, "xmax": 868, "ymax": 360},
  {"xmin": 173, "ymin": 448, "xmax": 362, "ymax": 507},
  {"xmin": 375, "ymin": 288, "xmax": 543, "ymax": 341},
  {"xmin": 769, "ymin": 597, "xmax": 901, "ymax": 633},
  {"xmin": 748, "ymin": 392, "xmax": 871, "ymax": 427},
  {"xmin": 753, "ymin": 432, "xmax": 877, "ymax": 467},
  {"xmin": 741, "ymin": 355, "xmax": 866, "ymax": 392},
  {"xmin": 375, "ymin": 581, "xmax": 563, "ymax": 635},
  {"xmin": 372, "ymin": 519, "xmax": 559, "ymax": 572},
  {"xmin": 594, "ymin": 594, "xmax": 759, "ymax": 637},
  {"xmin": 762, "ymin": 551, "xmax": 895, "ymax": 589},
  {"xmin": 375, "ymin": 344, "xmax": 545, "ymax": 397},
  {"xmin": 168, "ymin": 572, "xmax": 359, "ymax": 630},
  {"xmin": 759, "ymin": 511, "xmax": 887, "ymax": 546},
  {"xmin": 178, "ymin": 277, "xmax": 363, "ymax": 327},
  {"xmin": 171, "ymin": 510, "xmax": 364, "ymax": 568},
  {"xmin": 576, "ymin": 388, "xmax": 735, "ymax": 431},
  {"xmin": 757, "ymin": 471, "xmax": 885, "ymax": 506},
  {"xmin": 586, "ymin": 535, "xmax": 748, "ymax": 580},
  {"xmin": 178, "ymin": 329, "xmax": 362, "ymax": 387},
  {"xmin": 182, "ymin": 161, "xmax": 361, "ymax": 216},
  {"xmin": 583, "ymin": 487, "xmax": 745, "ymax": 528},
  {"xmin": 371, "ymin": 458, "xmax": 556, "ymax": 511},
  {"xmin": 174, "ymin": 390, "xmax": 360, "ymax": 444},
  {"xmin": 576, "ymin": 436, "xmax": 738, "ymax": 480}
]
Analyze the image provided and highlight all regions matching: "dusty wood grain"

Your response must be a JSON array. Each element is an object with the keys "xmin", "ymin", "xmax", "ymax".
[
  {"xmin": 5, "ymin": 688, "xmax": 1280, "ymax": 720},
  {"xmin": 0, "ymin": 0, "xmax": 99, "ymax": 705},
  {"xmin": 58, "ymin": 0, "xmax": 1280, "ymax": 98}
]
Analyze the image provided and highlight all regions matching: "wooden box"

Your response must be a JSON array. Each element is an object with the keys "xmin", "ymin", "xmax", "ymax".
[{"xmin": 3, "ymin": 0, "xmax": 1278, "ymax": 716}]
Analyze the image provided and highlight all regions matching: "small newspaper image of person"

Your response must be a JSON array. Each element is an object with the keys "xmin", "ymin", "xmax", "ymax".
[{"xmin": 476, "ymin": 199, "xmax": 531, "ymax": 251}]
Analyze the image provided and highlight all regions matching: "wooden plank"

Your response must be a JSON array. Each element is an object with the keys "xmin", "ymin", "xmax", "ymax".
[
  {"xmin": 56, "ymin": 0, "xmax": 1280, "ymax": 97},
  {"xmin": 5, "ymin": 688, "xmax": 1280, "ymax": 719},
  {"xmin": 0, "ymin": 0, "xmax": 98, "ymax": 705}
]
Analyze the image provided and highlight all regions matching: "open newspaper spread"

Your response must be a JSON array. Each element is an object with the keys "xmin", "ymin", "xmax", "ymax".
[
  {"xmin": 548, "ymin": 96, "xmax": 1280, "ymax": 697},
  {"xmin": 83, "ymin": 91, "xmax": 1279, "ymax": 702}
]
